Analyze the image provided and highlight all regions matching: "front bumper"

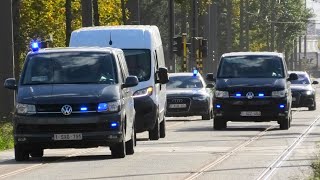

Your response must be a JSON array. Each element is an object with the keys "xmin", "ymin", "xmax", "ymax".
[
  {"xmin": 292, "ymin": 91, "xmax": 315, "ymax": 107},
  {"xmin": 166, "ymin": 97, "xmax": 210, "ymax": 117},
  {"xmin": 13, "ymin": 112, "xmax": 124, "ymax": 148},
  {"xmin": 213, "ymin": 97, "xmax": 289, "ymax": 121}
]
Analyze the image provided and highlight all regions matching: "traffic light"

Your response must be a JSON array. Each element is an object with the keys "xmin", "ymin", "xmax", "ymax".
[
  {"xmin": 200, "ymin": 39, "xmax": 208, "ymax": 58},
  {"xmin": 173, "ymin": 36, "xmax": 183, "ymax": 57}
]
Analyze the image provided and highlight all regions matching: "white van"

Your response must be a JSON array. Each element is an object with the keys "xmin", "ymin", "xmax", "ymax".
[{"xmin": 69, "ymin": 25, "xmax": 169, "ymax": 140}]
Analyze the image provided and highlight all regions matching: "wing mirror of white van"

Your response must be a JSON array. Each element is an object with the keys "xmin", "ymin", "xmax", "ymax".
[
  {"xmin": 122, "ymin": 76, "xmax": 139, "ymax": 88},
  {"xmin": 4, "ymin": 78, "xmax": 17, "ymax": 90},
  {"xmin": 157, "ymin": 67, "xmax": 169, "ymax": 84},
  {"xmin": 206, "ymin": 73, "xmax": 216, "ymax": 82}
]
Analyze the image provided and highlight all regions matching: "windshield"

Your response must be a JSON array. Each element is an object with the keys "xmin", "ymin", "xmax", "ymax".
[
  {"xmin": 218, "ymin": 55, "xmax": 284, "ymax": 78},
  {"xmin": 123, "ymin": 49, "xmax": 151, "ymax": 82},
  {"xmin": 22, "ymin": 52, "xmax": 117, "ymax": 85},
  {"xmin": 290, "ymin": 73, "xmax": 310, "ymax": 84},
  {"xmin": 167, "ymin": 76, "xmax": 203, "ymax": 89}
]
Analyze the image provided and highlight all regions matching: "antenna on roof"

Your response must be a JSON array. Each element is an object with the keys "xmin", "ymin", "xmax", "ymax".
[{"xmin": 109, "ymin": 32, "xmax": 113, "ymax": 46}]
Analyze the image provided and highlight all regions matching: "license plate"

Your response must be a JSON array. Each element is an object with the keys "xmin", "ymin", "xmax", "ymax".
[
  {"xmin": 54, "ymin": 133, "xmax": 82, "ymax": 141},
  {"xmin": 292, "ymin": 97, "xmax": 296, "ymax": 101},
  {"xmin": 240, "ymin": 111, "xmax": 261, "ymax": 116},
  {"xmin": 169, "ymin": 104, "xmax": 187, "ymax": 108}
]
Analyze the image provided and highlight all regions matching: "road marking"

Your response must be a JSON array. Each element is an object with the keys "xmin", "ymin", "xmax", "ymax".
[{"xmin": 256, "ymin": 114, "xmax": 320, "ymax": 180}]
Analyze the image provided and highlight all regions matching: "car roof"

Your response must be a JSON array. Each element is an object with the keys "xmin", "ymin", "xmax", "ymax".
[
  {"xmin": 28, "ymin": 47, "xmax": 123, "ymax": 55},
  {"xmin": 222, "ymin": 52, "xmax": 283, "ymax": 58}
]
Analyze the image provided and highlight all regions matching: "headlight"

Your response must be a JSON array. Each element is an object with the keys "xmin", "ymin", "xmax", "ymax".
[
  {"xmin": 16, "ymin": 103, "xmax": 36, "ymax": 115},
  {"xmin": 303, "ymin": 90, "xmax": 313, "ymax": 95},
  {"xmin": 193, "ymin": 96, "xmax": 207, "ymax": 101},
  {"xmin": 97, "ymin": 100, "xmax": 121, "ymax": 113},
  {"xmin": 272, "ymin": 90, "xmax": 287, "ymax": 98},
  {"xmin": 133, "ymin": 87, "xmax": 153, "ymax": 98},
  {"xmin": 215, "ymin": 90, "xmax": 229, "ymax": 98}
]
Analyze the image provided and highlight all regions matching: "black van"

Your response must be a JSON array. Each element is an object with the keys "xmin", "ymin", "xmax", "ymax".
[
  {"xmin": 206, "ymin": 52, "xmax": 298, "ymax": 130},
  {"xmin": 4, "ymin": 47, "xmax": 139, "ymax": 161}
]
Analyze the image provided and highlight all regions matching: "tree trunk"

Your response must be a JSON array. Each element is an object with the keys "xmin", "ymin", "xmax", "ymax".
[
  {"xmin": 65, "ymin": 0, "xmax": 72, "ymax": 46},
  {"xmin": 92, "ymin": 0, "xmax": 99, "ymax": 26},
  {"xmin": 12, "ymin": 0, "xmax": 21, "ymax": 80}
]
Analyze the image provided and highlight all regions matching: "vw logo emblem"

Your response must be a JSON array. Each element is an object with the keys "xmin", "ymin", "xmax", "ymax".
[
  {"xmin": 61, "ymin": 105, "xmax": 72, "ymax": 116},
  {"xmin": 246, "ymin": 92, "xmax": 254, "ymax": 99}
]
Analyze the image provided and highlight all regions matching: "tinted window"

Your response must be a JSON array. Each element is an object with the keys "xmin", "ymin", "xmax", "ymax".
[
  {"xmin": 218, "ymin": 55, "xmax": 284, "ymax": 78},
  {"xmin": 123, "ymin": 49, "xmax": 151, "ymax": 82},
  {"xmin": 167, "ymin": 76, "xmax": 203, "ymax": 89},
  {"xmin": 290, "ymin": 74, "xmax": 310, "ymax": 84},
  {"xmin": 22, "ymin": 52, "xmax": 117, "ymax": 85}
]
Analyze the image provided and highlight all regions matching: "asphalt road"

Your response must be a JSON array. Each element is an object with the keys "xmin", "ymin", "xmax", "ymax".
[{"xmin": 1, "ymin": 96, "xmax": 320, "ymax": 179}]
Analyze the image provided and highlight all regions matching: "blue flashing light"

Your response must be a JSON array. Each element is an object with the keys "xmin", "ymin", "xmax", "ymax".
[
  {"xmin": 98, "ymin": 103, "xmax": 108, "ymax": 111},
  {"xmin": 80, "ymin": 107, "xmax": 88, "ymax": 111},
  {"xmin": 110, "ymin": 122, "xmax": 118, "ymax": 128},
  {"xmin": 216, "ymin": 104, "xmax": 221, "ymax": 109},
  {"xmin": 235, "ymin": 93, "xmax": 241, "ymax": 97},
  {"xmin": 30, "ymin": 42, "xmax": 40, "ymax": 52},
  {"xmin": 279, "ymin": 104, "xmax": 285, "ymax": 109},
  {"xmin": 193, "ymin": 69, "xmax": 198, "ymax": 76},
  {"xmin": 258, "ymin": 93, "xmax": 265, "ymax": 97}
]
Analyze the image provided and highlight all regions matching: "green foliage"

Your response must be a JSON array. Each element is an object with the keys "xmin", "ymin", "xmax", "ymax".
[{"xmin": 0, "ymin": 122, "xmax": 13, "ymax": 151}]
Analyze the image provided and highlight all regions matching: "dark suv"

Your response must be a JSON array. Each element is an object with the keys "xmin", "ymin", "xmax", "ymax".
[
  {"xmin": 207, "ymin": 52, "xmax": 298, "ymax": 130},
  {"xmin": 4, "ymin": 48, "xmax": 138, "ymax": 161}
]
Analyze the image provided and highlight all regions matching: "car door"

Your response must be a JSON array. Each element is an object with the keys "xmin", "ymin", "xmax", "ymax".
[{"xmin": 118, "ymin": 54, "xmax": 133, "ymax": 139}]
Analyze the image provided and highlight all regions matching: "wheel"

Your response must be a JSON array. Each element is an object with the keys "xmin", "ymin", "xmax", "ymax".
[
  {"xmin": 149, "ymin": 116, "xmax": 160, "ymax": 140},
  {"xmin": 30, "ymin": 149, "xmax": 44, "ymax": 158},
  {"xmin": 111, "ymin": 126, "xmax": 126, "ymax": 158},
  {"xmin": 14, "ymin": 144, "xmax": 29, "ymax": 161},
  {"xmin": 160, "ymin": 117, "xmax": 166, "ymax": 138},
  {"xmin": 279, "ymin": 113, "xmax": 291, "ymax": 130},
  {"xmin": 125, "ymin": 127, "xmax": 135, "ymax": 155},
  {"xmin": 309, "ymin": 101, "xmax": 316, "ymax": 111},
  {"xmin": 213, "ymin": 117, "xmax": 227, "ymax": 130},
  {"xmin": 202, "ymin": 113, "xmax": 211, "ymax": 120}
]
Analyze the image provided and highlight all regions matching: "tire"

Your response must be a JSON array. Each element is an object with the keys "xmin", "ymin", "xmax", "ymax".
[
  {"xmin": 160, "ymin": 117, "xmax": 166, "ymax": 138},
  {"xmin": 111, "ymin": 126, "xmax": 126, "ymax": 158},
  {"xmin": 125, "ymin": 127, "xmax": 135, "ymax": 155},
  {"xmin": 213, "ymin": 117, "xmax": 227, "ymax": 130},
  {"xmin": 14, "ymin": 144, "xmax": 29, "ymax": 161},
  {"xmin": 202, "ymin": 113, "xmax": 211, "ymax": 120},
  {"xmin": 30, "ymin": 149, "xmax": 44, "ymax": 158},
  {"xmin": 149, "ymin": 116, "xmax": 160, "ymax": 140},
  {"xmin": 309, "ymin": 101, "xmax": 316, "ymax": 111},
  {"xmin": 280, "ymin": 113, "xmax": 291, "ymax": 130}
]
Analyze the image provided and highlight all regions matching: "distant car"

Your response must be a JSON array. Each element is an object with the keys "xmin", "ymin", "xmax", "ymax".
[
  {"xmin": 289, "ymin": 71, "xmax": 318, "ymax": 110},
  {"xmin": 166, "ymin": 71, "xmax": 213, "ymax": 120}
]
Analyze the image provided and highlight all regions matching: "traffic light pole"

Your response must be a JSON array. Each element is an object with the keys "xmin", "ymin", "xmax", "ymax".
[
  {"xmin": 169, "ymin": 0, "xmax": 175, "ymax": 72},
  {"xmin": 182, "ymin": 33, "xmax": 187, "ymax": 72}
]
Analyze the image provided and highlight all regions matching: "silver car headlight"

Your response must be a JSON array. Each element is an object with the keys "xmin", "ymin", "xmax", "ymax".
[
  {"xmin": 16, "ymin": 103, "xmax": 36, "ymax": 115},
  {"xmin": 272, "ymin": 90, "xmax": 287, "ymax": 98},
  {"xmin": 215, "ymin": 90, "xmax": 229, "ymax": 98}
]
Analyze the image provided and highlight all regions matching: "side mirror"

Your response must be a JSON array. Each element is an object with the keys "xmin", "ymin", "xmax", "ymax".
[
  {"xmin": 157, "ymin": 67, "xmax": 169, "ymax": 84},
  {"xmin": 4, "ymin": 78, "xmax": 17, "ymax": 90},
  {"xmin": 312, "ymin": 80, "xmax": 319, "ymax": 85},
  {"xmin": 206, "ymin": 84, "xmax": 215, "ymax": 89},
  {"xmin": 122, "ymin": 76, "xmax": 139, "ymax": 88},
  {"xmin": 206, "ymin": 73, "xmax": 216, "ymax": 82},
  {"xmin": 288, "ymin": 73, "xmax": 298, "ymax": 81}
]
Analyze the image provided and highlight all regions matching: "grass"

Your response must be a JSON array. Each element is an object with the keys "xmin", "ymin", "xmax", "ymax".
[{"xmin": 0, "ymin": 122, "xmax": 14, "ymax": 151}]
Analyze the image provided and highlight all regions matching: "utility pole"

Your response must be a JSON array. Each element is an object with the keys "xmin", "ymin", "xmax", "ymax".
[
  {"xmin": 190, "ymin": 0, "xmax": 199, "ymax": 70},
  {"xmin": 126, "ymin": 0, "xmax": 140, "ymax": 24},
  {"xmin": 81, "ymin": 0, "xmax": 93, "ymax": 27},
  {"xmin": 270, "ymin": 0, "xmax": 275, "ymax": 51},
  {"xmin": 169, "ymin": 0, "xmax": 175, "ymax": 72},
  {"xmin": 121, "ymin": 0, "xmax": 126, "ymax": 25},
  {"xmin": 245, "ymin": 0, "xmax": 249, "ymax": 50},
  {"xmin": 299, "ymin": 36, "xmax": 302, "ymax": 70},
  {"xmin": 226, "ymin": 0, "xmax": 232, "ymax": 52},
  {"xmin": 65, "ymin": 0, "xmax": 72, "ymax": 46},
  {"xmin": 239, "ymin": 0, "xmax": 244, "ymax": 51},
  {"xmin": 0, "ymin": 0, "xmax": 15, "ymax": 117}
]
